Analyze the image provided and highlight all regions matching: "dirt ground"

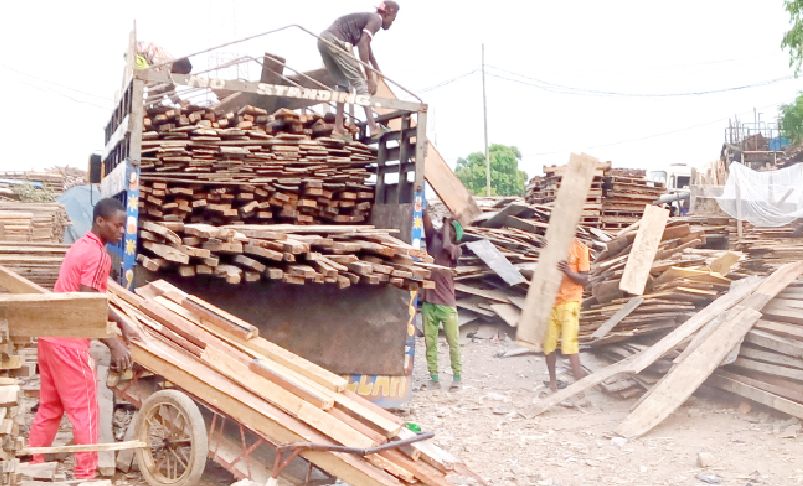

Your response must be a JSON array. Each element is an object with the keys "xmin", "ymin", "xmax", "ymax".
[
  {"xmin": 404, "ymin": 336, "xmax": 803, "ymax": 486},
  {"xmin": 47, "ymin": 336, "xmax": 803, "ymax": 486}
]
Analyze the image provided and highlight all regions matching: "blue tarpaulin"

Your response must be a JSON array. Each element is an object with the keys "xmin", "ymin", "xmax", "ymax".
[{"xmin": 57, "ymin": 185, "xmax": 101, "ymax": 244}]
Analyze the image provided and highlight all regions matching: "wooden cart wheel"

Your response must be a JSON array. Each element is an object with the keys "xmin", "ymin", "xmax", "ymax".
[{"xmin": 134, "ymin": 389, "xmax": 208, "ymax": 486}]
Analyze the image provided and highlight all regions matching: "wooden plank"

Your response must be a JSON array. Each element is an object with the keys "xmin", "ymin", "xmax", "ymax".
[
  {"xmin": 517, "ymin": 153, "xmax": 598, "ymax": 346},
  {"xmin": 732, "ymin": 356, "xmax": 803, "ymax": 381},
  {"xmin": 19, "ymin": 441, "xmax": 148, "ymax": 455},
  {"xmin": 489, "ymin": 304, "xmax": 520, "ymax": 328},
  {"xmin": 618, "ymin": 205, "xmax": 670, "ymax": 295},
  {"xmin": 530, "ymin": 276, "xmax": 764, "ymax": 415},
  {"xmin": 590, "ymin": 296, "xmax": 644, "ymax": 340},
  {"xmin": 465, "ymin": 239, "xmax": 525, "ymax": 286},
  {"xmin": 616, "ymin": 262, "xmax": 803, "ymax": 438},
  {"xmin": 0, "ymin": 293, "xmax": 111, "ymax": 338},
  {"xmin": 708, "ymin": 373, "xmax": 803, "ymax": 420},
  {"xmin": 0, "ymin": 265, "xmax": 48, "ymax": 293},
  {"xmin": 745, "ymin": 329, "xmax": 803, "ymax": 358}
]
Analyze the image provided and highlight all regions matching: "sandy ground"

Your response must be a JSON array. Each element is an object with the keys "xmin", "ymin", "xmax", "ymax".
[{"xmin": 39, "ymin": 336, "xmax": 803, "ymax": 486}]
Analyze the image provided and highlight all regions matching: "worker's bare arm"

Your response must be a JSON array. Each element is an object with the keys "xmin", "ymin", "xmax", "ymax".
[
  {"xmin": 557, "ymin": 262, "xmax": 590, "ymax": 286},
  {"xmin": 80, "ymin": 284, "xmax": 133, "ymax": 369}
]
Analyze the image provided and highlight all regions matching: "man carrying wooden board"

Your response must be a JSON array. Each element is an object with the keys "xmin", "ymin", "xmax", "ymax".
[
  {"xmin": 26, "ymin": 198, "xmax": 133, "ymax": 480},
  {"xmin": 421, "ymin": 208, "xmax": 463, "ymax": 390},
  {"xmin": 544, "ymin": 237, "xmax": 590, "ymax": 392}
]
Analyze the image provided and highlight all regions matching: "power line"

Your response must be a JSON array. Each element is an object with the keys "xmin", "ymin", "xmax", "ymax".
[
  {"xmin": 6, "ymin": 76, "xmax": 110, "ymax": 110},
  {"xmin": 418, "ymin": 69, "xmax": 479, "ymax": 93},
  {"xmin": 486, "ymin": 65, "xmax": 795, "ymax": 97},
  {"xmin": 526, "ymin": 101, "xmax": 788, "ymax": 157},
  {"xmin": 0, "ymin": 64, "xmax": 113, "ymax": 101}
]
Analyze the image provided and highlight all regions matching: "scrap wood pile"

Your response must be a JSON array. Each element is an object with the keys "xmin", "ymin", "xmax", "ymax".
[
  {"xmin": 531, "ymin": 262, "xmax": 803, "ymax": 435},
  {"xmin": 0, "ymin": 242, "xmax": 67, "ymax": 289},
  {"xmin": 140, "ymin": 105, "xmax": 377, "ymax": 226},
  {"xmin": 107, "ymin": 279, "xmax": 483, "ymax": 485},
  {"xmin": 526, "ymin": 161, "xmax": 664, "ymax": 231},
  {"xmin": 452, "ymin": 201, "xmax": 611, "ymax": 329},
  {"xmin": 0, "ymin": 203, "xmax": 69, "ymax": 243},
  {"xmin": 710, "ymin": 276, "xmax": 803, "ymax": 419},
  {"xmin": 0, "ymin": 168, "xmax": 85, "ymax": 201},
  {"xmin": 578, "ymin": 218, "xmax": 745, "ymax": 396},
  {"xmin": 137, "ymin": 222, "xmax": 435, "ymax": 290},
  {"xmin": 732, "ymin": 223, "xmax": 803, "ymax": 274}
]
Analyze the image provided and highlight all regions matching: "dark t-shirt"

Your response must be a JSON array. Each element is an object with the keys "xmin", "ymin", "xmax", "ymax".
[
  {"xmin": 325, "ymin": 12, "xmax": 382, "ymax": 45},
  {"xmin": 423, "ymin": 229, "xmax": 462, "ymax": 307}
]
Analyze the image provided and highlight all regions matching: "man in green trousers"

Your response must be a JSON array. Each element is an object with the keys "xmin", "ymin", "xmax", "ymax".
[{"xmin": 422, "ymin": 208, "xmax": 463, "ymax": 390}]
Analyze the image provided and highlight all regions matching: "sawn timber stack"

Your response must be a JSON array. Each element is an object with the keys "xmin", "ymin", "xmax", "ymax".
[
  {"xmin": 137, "ymin": 223, "xmax": 434, "ymax": 289},
  {"xmin": 140, "ymin": 106, "xmax": 377, "ymax": 226},
  {"xmin": 105, "ymin": 279, "xmax": 482, "ymax": 485}
]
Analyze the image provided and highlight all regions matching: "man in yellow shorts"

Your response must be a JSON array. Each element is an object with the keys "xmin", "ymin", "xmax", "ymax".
[{"xmin": 544, "ymin": 238, "xmax": 590, "ymax": 392}]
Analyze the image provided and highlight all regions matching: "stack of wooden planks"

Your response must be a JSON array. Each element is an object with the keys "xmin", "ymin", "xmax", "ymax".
[
  {"xmin": 0, "ymin": 242, "xmax": 68, "ymax": 289},
  {"xmin": 527, "ymin": 163, "xmax": 665, "ymax": 231},
  {"xmin": 0, "ymin": 203, "xmax": 69, "ymax": 243},
  {"xmin": 105, "ymin": 278, "xmax": 483, "ymax": 485},
  {"xmin": 140, "ymin": 105, "xmax": 378, "ymax": 226},
  {"xmin": 136, "ymin": 222, "xmax": 435, "ymax": 290},
  {"xmin": 0, "ymin": 169, "xmax": 84, "ymax": 196},
  {"xmin": 710, "ymin": 275, "xmax": 803, "ymax": 419},
  {"xmin": 449, "ymin": 201, "xmax": 610, "ymax": 329},
  {"xmin": 733, "ymin": 224, "xmax": 803, "ymax": 274}
]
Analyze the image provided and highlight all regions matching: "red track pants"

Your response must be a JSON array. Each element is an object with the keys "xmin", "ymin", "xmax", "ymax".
[{"xmin": 28, "ymin": 340, "xmax": 98, "ymax": 479}]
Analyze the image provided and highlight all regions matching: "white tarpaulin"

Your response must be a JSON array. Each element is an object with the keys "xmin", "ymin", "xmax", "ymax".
[{"xmin": 717, "ymin": 162, "xmax": 803, "ymax": 227}]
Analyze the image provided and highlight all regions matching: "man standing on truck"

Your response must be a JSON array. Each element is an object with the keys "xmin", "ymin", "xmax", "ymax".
[
  {"xmin": 318, "ymin": 1, "xmax": 400, "ymax": 140},
  {"xmin": 543, "ymin": 237, "xmax": 590, "ymax": 393},
  {"xmin": 26, "ymin": 198, "xmax": 133, "ymax": 480},
  {"xmin": 421, "ymin": 209, "xmax": 463, "ymax": 390}
]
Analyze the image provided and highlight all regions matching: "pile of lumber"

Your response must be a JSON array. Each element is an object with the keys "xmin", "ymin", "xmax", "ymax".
[
  {"xmin": 0, "ymin": 168, "xmax": 84, "ymax": 198},
  {"xmin": 733, "ymin": 224, "xmax": 803, "ymax": 274},
  {"xmin": 0, "ymin": 242, "xmax": 67, "ymax": 289},
  {"xmin": 105, "ymin": 279, "xmax": 482, "ymax": 485},
  {"xmin": 137, "ymin": 222, "xmax": 435, "ymax": 290},
  {"xmin": 452, "ymin": 201, "xmax": 610, "ymax": 329},
  {"xmin": 532, "ymin": 262, "xmax": 803, "ymax": 434},
  {"xmin": 140, "ymin": 105, "xmax": 377, "ymax": 225},
  {"xmin": 0, "ymin": 203, "xmax": 69, "ymax": 243},
  {"xmin": 527, "ymin": 162, "xmax": 664, "ymax": 231},
  {"xmin": 710, "ymin": 275, "xmax": 803, "ymax": 419}
]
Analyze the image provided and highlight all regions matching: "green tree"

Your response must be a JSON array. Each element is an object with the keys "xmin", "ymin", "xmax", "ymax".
[
  {"xmin": 781, "ymin": 92, "xmax": 803, "ymax": 143},
  {"xmin": 782, "ymin": 0, "xmax": 803, "ymax": 74},
  {"xmin": 454, "ymin": 144, "xmax": 528, "ymax": 197}
]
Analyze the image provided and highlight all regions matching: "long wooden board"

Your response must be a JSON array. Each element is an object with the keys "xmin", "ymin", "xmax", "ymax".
[
  {"xmin": 708, "ymin": 373, "xmax": 803, "ymax": 420},
  {"xmin": 516, "ymin": 153, "xmax": 598, "ymax": 346},
  {"xmin": 530, "ymin": 276, "xmax": 764, "ymax": 415},
  {"xmin": 0, "ymin": 292, "xmax": 111, "ymax": 338},
  {"xmin": 616, "ymin": 261, "xmax": 803, "ymax": 438},
  {"xmin": 618, "ymin": 205, "xmax": 670, "ymax": 295},
  {"xmin": 590, "ymin": 296, "xmax": 644, "ymax": 340},
  {"xmin": 465, "ymin": 239, "xmax": 525, "ymax": 286}
]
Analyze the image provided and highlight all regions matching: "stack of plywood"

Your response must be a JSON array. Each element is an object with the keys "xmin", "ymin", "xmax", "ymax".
[
  {"xmin": 0, "ymin": 204, "xmax": 69, "ymax": 243},
  {"xmin": 106, "ymin": 279, "xmax": 483, "ymax": 485},
  {"xmin": 136, "ymin": 222, "xmax": 435, "ymax": 290},
  {"xmin": 527, "ymin": 164, "xmax": 665, "ymax": 231},
  {"xmin": 140, "ymin": 106, "xmax": 377, "ymax": 226}
]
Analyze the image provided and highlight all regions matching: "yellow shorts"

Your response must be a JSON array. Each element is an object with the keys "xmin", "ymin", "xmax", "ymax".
[{"xmin": 543, "ymin": 301, "xmax": 581, "ymax": 355}]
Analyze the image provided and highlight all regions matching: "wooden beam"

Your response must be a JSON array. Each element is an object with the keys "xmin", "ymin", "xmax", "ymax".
[
  {"xmin": 0, "ymin": 293, "xmax": 112, "ymax": 338},
  {"xmin": 618, "ymin": 205, "xmax": 670, "ymax": 295},
  {"xmin": 590, "ymin": 296, "xmax": 644, "ymax": 340},
  {"xmin": 709, "ymin": 373, "xmax": 803, "ymax": 420},
  {"xmin": 0, "ymin": 265, "xmax": 46, "ymax": 293},
  {"xmin": 516, "ymin": 153, "xmax": 598, "ymax": 347}
]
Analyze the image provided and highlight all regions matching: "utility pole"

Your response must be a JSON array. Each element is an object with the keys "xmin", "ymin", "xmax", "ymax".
[{"xmin": 482, "ymin": 43, "xmax": 490, "ymax": 196}]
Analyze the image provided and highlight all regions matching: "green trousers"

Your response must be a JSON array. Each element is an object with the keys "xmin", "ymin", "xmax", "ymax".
[{"xmin": 422, "ymin": 302, "xmax": 462, "ymax": 376}]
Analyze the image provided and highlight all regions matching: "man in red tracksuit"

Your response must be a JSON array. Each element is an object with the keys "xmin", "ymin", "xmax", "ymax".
[{"xmin": 27, "ymin": 198, "xmax": 132, "ymax": 479}]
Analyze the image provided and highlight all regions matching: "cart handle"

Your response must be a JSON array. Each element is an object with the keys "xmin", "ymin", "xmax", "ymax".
[{"xmin": 278, "ymin": 431, "xmax": 435, "ymax": 457}]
